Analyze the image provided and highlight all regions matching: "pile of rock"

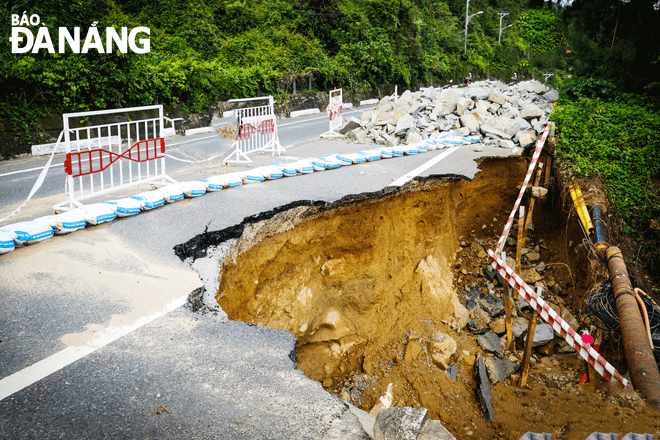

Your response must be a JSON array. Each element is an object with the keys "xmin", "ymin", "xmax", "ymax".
[{"xmin": 341, "ymin": 80, "xmax": 557, "ymax": 150}]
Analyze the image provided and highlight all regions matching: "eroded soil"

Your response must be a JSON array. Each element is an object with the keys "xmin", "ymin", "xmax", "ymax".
[{"xmin": 215, "ymin": 157, "xmax": 660, "ymax": 439}]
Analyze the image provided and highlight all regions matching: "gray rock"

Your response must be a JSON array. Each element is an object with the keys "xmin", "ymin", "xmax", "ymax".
[
  {"xmin": 322, "ymin": 406, "xmax": 372, "ymax": 440},
  {"xmin": 499, "ymin": 140, "xmax": 515, "ymax": 149},
  {"xmin": 520, "ymin": 105, "xmax": 544, "ymax": 120},
  {"xmin": 417, "ymin": 420, "xmax": 457, "ymax": 440},
  {"xmin": 460, "ymin": 113, "xmax": 480, "ymax": 134},
  {"xmin": 340, "ymin": 117, "xmax": 362, "ymax": 135},
  {"xmin": 494, "ymin": 117, "xmax": 521, "ymax": 137},
  {"xmin": 467, "ymin": 87, "xmax": 490, "ymax": 101},
  {"xmin": 405, "ymin": 131, "xmax": 423, "ymax": 145},
  {"xmin": 475, "ymin": 100, "xmax": 490, "ymax": 112},
  {"xmin": 542, "ymin": 89, "xmax": 559, "ymax": 103},
  {"xmin": 531, "ymin": 118, "xmax": 544, "ymax": 134},
  {"xmin": 518, "ymin": 80, "xmax": 548, "ymax": 94},
  {"xmin": 350, "ymin": 128, "xmax": 368, "ymax": 143},
  {"xmin": 475, "ymin": 355, "xmax": 493, "ymax": 422},
  {"xmin": 477, "ymin": 294, "xmax": 505, "ymax": 316},
  {"xmin": 477, "ymin": 331, "xmax": 504, "ymax": 357},
  {"xmin": 515, "ymin": 116, "xmax": 532, "ymax": 130},
  {"xmin": 515, "ymin": 130, "xmax": 536, "ymax": 148},
  {"xmin": 513, "ymin": 317, "xmax": 529, "ymax": 338},
  {"xmin": 488, "ymin": 102, "xmax": 501, "ymax": 114},
  {"xmin": 373, "ymin": 407, "xmax": 428, "ymax": 440},
  {"xmin": 395, "ymin": 114, "xmax": 415, "ymax": 136},
  {"xmin": 398, "ymin": 90, "xmax": 413, "ymax": 103},
  {"xmin": 421, "ymin": 87, "xmax": 437, "ymax": 101},
  {"xmin": 484, "ymin": 356, "xmax": 520, "ymax": 384},
  {"xmin": 455, "ymin": 98, "xmax": 473, "ymax": 116},
  {"xmin": 488, "ymin": 92, "xmax": 506, "ymax": 105},
  {"xmin": 382, "ymin": 133, "xmax": 399, "ymax": 147},
  {"xmin": 524, "ymin": 323, "xmax": 554, "ymax": 347},
  {"xmin": 445, "ymin": 364, "xmax": 458, "ymax": 381},
  {"xmin": 480, "ymin": 124, "xmax": 512, "ymax": 140}
]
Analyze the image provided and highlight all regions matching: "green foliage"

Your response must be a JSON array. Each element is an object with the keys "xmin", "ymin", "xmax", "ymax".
[
  {"xmin": 516, "ymin": 9, "xmax": 561, "ymax": 54},
  {"xmin": 551, "ymin": 97, "xmax": 660, "ymax": 231}
]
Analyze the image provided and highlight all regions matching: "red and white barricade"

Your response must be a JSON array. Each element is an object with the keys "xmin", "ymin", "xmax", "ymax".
[
  {"xmin": 54, "ymin": 105, "xmax": 176, "ymax": 211},
  {"xmin": 321, "ymin": 88, "xmax": 343, "ymax": 138},
  {"xmin": 224, "ymin": 96, "xmax": 284, "ymax": 165}
]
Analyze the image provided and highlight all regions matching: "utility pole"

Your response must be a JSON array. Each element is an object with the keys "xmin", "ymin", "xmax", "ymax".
[
  {"xmin": 465, "ymin": 0, "xmax": 484, "ymax": 54},
  {"xmin": 498, "ymin": 12, "xmax": 512, "ymax": 44}
]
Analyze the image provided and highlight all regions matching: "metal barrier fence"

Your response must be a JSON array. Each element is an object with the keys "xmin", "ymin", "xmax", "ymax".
[
  {"xmin": 321, "ymin": 88, "xmax": 343, "ymax": 138},
  {"xmin": 54, "ymin": 105, "xmax": 176, "ymax": 211},
  {"xmin": 224, "ymin": 96, "xmax": 284, "ymax": 165}
]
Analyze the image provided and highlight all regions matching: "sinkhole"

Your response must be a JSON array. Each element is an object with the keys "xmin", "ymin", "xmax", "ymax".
[{"xmin": 175, "ymin": 156, "xmax": 660, "ymax": 438}]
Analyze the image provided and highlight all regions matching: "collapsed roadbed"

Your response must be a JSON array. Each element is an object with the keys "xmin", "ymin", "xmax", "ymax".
[{"xmin": 176, "ymin": 155, "xmax": 660, "ymax": 439}]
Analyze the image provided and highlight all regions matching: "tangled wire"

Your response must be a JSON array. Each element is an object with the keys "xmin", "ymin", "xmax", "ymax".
[{"xmin": 588, "ymin": 279, "xmax": 660, "ymax": 362}]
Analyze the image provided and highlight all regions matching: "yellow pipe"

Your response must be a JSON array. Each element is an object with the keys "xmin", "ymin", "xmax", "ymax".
[{"xmin": 569, "ymin": 184, "xmax": 594, "ymax": 236}]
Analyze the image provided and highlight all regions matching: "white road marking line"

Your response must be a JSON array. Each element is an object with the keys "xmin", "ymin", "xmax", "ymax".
[
  {"xmin": 388, "ymin": 147, "xmax": 459, "ymax": 187},
  {"xmin": 0, "ymin": 295, "xmax": 187, "ymax": 402}
]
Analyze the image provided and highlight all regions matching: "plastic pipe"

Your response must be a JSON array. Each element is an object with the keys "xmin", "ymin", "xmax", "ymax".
[
  {"xmin": 569, "ymin": 185, "xmax": 594, "ymax": 236},
  {"xmin": 606, "ymin": 246, "xmax": 660, "ymax": 411},
  {"xmin": 591, "ymin": 205, "xmax": 608, "ymax": 253}
]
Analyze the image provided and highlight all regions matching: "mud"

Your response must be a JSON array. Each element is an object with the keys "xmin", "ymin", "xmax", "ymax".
[{"xmin": 204, "ymin": 157, "xmax": 660, "ymax": 438}]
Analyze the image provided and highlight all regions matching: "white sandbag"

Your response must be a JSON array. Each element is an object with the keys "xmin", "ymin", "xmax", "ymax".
[
  {"xmin": 272, "ymin": 163, "xmax": 299, "ymax": 177},
  {"xmin": 206, "ymin": 173, "xmax": 243, "ymax": 189},
  {"xmin": 425, "ymin": 140, "xmax": 438, "ymax": 151},
  {"xmin": 416, "ymin": 142, "xmax": 428, "ymax": 153},
  {"xmin": 179, "ymin": 181, "xmax": 207, "ymax": 197},
  {"xmin": 341, "ymin": 153, "xmax": 367, "ymax": 164},
  {"xmin": 79, "ymin": 203, "xmax": 118, "ymax": 225},
  {"xmin": 375, "ymin": 147, "xmax": 393, "ymax": 158},
  {"xmin": 402, "ymin": 144, "xmax": 418, "ymax": 155},
  {"xmin": 438, "ymin": 132, "xmax": 450, "ymax": 140},
  {"xmin": 308, "ymin": 158, "xmax": 327, "ymax": 171},
  {"xmin": 131, "ymin": 190, "xmax": 166, "ymax": 210},
  {"xmin": 292, "ymin": 160, "xmax": 314, "ymax": 174},
  {"xmin": 0, "ymin": 220, "xmax": 54, "ymax": 246},
  {"xmin": 257, "ymin": 165, "xmax": 284, "ymax": 179},
  {"xmin": 449, "ymin": 136, "xmax": 464, "ymax": 146},
  {"xmin": 0, "ymin": 232, "xmax": 14, "ymax": 254},
  {"xmin": 240, "ymin": 169, "xmax": 266, "ymax": 183},
  {"xmin": 332, "ymin": 154, "xmax": 354, "ymax": 166},
  {"xmin": 392, "ymin": 146, "xmax": 404, "ymax": 157},
  {"xmin": 160, "ymin": 184, "xmax": 185, "ymax": 201},
  {"xmin": 102, "ymin": 198, "xmax": 142, "ymax": 217},
  {"xmin": 318, "ymin": 156, "xmax": 342, "ymax": 169},
  {"xmin": 358, "ymin": 150, "xmax": 382, "ymax": 161},
  {"xmin": 39, "ymin": 210, "xmax": 88, "ymax": 234}
]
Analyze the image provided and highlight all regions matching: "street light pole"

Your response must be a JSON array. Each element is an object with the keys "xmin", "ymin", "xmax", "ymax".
[
  {"xmin": 465, "ymin": 0, "xmax": 483, "ymax": 54},
  {"xmin": 498, "ymin": 12, "xmax": 510, "ymax": 44}
]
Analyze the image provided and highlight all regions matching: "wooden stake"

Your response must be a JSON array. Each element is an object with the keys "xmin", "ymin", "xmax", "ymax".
[
  {"xmin": 514, "ymin": 206, "xmax": 524, "ymax": 300},
  {"xmin": 544, "ymin": 156, "xmax": 552, "ymax": 188},
  {"xmin": 502, "ymin": 251, "xmax": 514, "ymax": 352},
  {"xmin": 522, "ymin": 164, "xmax": 544, "ymax": 248},
  {"xmin": 519, "ymin": 287, "xmax": 542, "ymax": 388}
]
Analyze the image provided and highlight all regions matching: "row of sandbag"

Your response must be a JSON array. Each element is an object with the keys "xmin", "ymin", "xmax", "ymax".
[{"xmin": 0, "ymin": 133, "xmax": 483, "ymax": 255}]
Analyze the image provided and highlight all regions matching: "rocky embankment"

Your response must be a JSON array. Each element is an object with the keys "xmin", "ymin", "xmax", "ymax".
[{"xmin": 341, "ymin": 80, "xmax": 557, "ymax": 150}]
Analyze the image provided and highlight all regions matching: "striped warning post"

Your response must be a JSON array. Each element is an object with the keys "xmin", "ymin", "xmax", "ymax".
[
  {"xmin": 487, "ymin": 249, "xmax": 630, "ymax": 387},
  {"xmin": 494, "ymin": 123, "xmax": 551, "ymax": 255}
]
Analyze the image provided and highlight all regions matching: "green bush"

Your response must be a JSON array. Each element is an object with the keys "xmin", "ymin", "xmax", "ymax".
[{"xmin": 551, "ymin": 97, "xmax": 660, "ymax": 231}]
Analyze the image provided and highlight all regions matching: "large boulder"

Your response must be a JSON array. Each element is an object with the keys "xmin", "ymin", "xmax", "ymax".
[
  {"xmin": 520, "ymin": 105, "xmax": 544, "ymax": 120},
  {"xmin": 373, "ymin": 407, "xmax": 428, "ymax": 440},
  {"xmin": 455, "ymin": 98, "xmax": 473, "ymax": 116},
  {"xmin": 480, "ymin": 124, "xmax": 512, "ymax": 140},
  {"xmin": 394, "ymin": 114, "xmax": 415, "ymax": 136},
  {"xmin": 460, "ymin": 113, "xmax": 480, "ymax": 134}
]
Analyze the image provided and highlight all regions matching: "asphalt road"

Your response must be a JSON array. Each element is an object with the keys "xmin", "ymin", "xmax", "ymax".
[{"xmin": 0, "ymin": 105, "xmax": 523, "ymax": 439}]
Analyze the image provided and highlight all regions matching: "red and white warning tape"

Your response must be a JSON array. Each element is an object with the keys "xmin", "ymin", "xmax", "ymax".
[
  {"xmin": 487, "ymin": 249, "xmax": 630, "ymax": 387},
  {"xmin": 494, "ymin": 123, "xmax": 551, "ymax": 255}
]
